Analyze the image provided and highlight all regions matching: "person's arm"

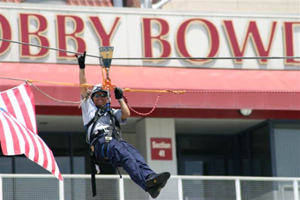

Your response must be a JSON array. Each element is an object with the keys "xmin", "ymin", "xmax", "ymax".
[
  {"xmin": 118, "ymin": 98, "xmax": 130, "ymax": 120},
  {"xmin": 76, "ymin": 51, "xmax": 88, "ymax": 98},
  {"xmin": 114, "ymin": 87, "xmax": 130, "ymax": 120}
]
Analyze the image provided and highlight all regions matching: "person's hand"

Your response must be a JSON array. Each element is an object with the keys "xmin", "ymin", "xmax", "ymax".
[
  {"xmin": 114, "ymin": 87, "xmax": 123, "ymax": 100},
  {"xmin": 75, "ymin": 51, "xmax": 86, "ymax": 69}
]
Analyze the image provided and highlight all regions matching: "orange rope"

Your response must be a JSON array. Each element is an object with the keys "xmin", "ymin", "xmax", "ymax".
[
  {"xmin": 123, "ymin": 88, "xmax": 186, "ymax": 94},
  {"xmin": 0, "ymin": 76, "xmax": 93, "ymax": 88},
  {"xmin": 101, "ymin": 67, "xmax": 115, "ymax": 91},
  {"xmin": 28, "ymin": 80, "xmax": 94, "ymax": 88}
]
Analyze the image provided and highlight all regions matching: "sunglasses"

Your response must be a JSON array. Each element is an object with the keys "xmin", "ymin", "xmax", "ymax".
[{"xmin": 94, "ymin": 93, "xmax": 107, "ymax": 98}]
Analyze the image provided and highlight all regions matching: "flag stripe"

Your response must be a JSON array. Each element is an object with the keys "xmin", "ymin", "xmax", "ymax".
[
  {"xmin": 0, "ymin": 113, "xmax": 9, "ymax": 155},
  {"xmin": 0, "ymin": 111, "xmax": 15, "ymax": 155},
  {"xmin": 39, "ymin": 138, "xmax": 49, "ymax": 169},
  {"xmin": 0, "ymin": 108, "xmax": 62, "ymax": 180},
  {"xmin": 0, "ymin": 83, "xmax": 62, "ymax": 181},
  {"xmin": 14, "ymin": 113, "xmax": 36, "ymax": 161},
  {"xmin": 8, "ymin": 89, "xmax": 26, "ymax": 129},
  {"xmin": 1, "ymin": 109, "xmax": 37, "ymax": 159},
  {"xmin": 1, "ymin": 92, "xmax": 16, "ymax": 119},
  {"xmin": 3, "ymin": 112, "xmax": 22, "ymax": 155},
  {"xmin": 14, "ymin": 88, "xmax": 34, "ymax": 135},
  {"xmin": 20, "ymin": 85, "xmax": 37, "ymax": 134},
  {"xmin": 0, "ymin": 95, "xmax": 7, "ymax": 111}
]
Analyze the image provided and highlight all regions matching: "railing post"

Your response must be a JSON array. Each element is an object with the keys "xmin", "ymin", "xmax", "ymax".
[
  {"xmin": 59, "ymin": 180, "xmax": 64, "ymax": 200},
  {"xmin": 177, "ymin": 177, "xmax": 183, "ymax": 200},
  {"xmin": 0, "ymin": 176, "xmax": 3, "ymax": 200},
  {"xmin": 119, "ymin": 178, "xmax": 125, "ymax": 200},
  {"xmin": 293, "ymin": 180, "xmax": 299, "ymax": 200},
  {"xmin": 235, "ymin": 179, "xmax": 242, "ymax": 200}
]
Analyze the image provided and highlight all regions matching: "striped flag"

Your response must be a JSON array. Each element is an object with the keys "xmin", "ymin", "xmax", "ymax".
[{"xmin": 0, "ymin": 83, "xmax": 62, "ymax": 181}]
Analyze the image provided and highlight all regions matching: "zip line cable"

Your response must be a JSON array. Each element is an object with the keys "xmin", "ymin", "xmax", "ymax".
[
  {"xmin": 0, "ymin": 38, "xmax": 99, "ymax": 59},
  {"xmin": 1, "ymin": 38, "xmax": 300, "ymax": 115},
  {"xmin": 1, "ymin": 38, "xmax": 299, "ymax": 60}
]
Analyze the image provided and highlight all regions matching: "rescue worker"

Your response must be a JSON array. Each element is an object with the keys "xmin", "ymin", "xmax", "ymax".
[{"xmin": 76, "ymin": 52, "xmax": 170, "ymax": 199}]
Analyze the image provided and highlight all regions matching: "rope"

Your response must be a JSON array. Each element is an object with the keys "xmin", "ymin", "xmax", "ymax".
[
  {"xmin": 124, "ymin": 88, "xmax": 300, "ymax": 94},
  {"xmin": 0, "ymin": 76, "xmax": 90, "ymax": 105},
  {"xmin": 1, "ymin": 76, "xmax": 300, "ymax": 114},
  {"xmin": 1, "ymin": 34, "xmax": 300, "ymax": 115},
  {"xmin": 0, "ymin": 76, "xmax": 93, "ymax": 88},
  {"xmin": 1, "ymin": 38, "xmax": 299, "ymax": 60},
  {"xmin": 31, "ymin": 84, "xmax": 81, "ymax": 104},
  {"xmin": 124, "ymin": 93, "xmax": 163, "ymax": 116}
]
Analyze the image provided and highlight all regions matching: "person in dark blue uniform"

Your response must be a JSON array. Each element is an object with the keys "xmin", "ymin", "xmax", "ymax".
[{"xmin": 76, "ymin": 52, "xmax": 170, "ymax": 199}]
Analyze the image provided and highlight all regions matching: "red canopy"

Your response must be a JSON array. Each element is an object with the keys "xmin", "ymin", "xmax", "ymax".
[{"xmin": 0, "ymin": 62, "xmax": 299, "ymax": 111}]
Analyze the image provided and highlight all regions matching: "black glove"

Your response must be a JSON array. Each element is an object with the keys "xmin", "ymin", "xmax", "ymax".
[
  {"xmin": 75, "ymin": 51, "xmax": 86, "ymax": 69},
  {"xmin": 114, "ymin": 87, "xmax": 123, "ymax": 100}
]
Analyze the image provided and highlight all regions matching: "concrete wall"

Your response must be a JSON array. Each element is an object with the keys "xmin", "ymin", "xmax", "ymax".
[{"xmin": 136, "ymin": 118, "xmax": 178, "ymax": 175}]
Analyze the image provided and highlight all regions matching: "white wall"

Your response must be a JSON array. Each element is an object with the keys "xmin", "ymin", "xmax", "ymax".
[
  {"xmin": 136, "ymin": 118, "xmax": 178, "ymax": 175},
  {"xmin": 163, "ymin": 0, "xmax": 299, "ymax": 14}
]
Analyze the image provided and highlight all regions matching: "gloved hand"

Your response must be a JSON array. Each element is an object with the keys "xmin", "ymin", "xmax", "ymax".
[
  {"xmin": 75, "ymin": 51, "xmax": 86, "ymax": 69},
  {"xmin": 114, "ymin": 87, "xmax": 123, "ymax": 100}
]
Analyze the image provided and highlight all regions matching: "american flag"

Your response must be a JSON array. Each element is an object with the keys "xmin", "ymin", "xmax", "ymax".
[{"xmin": 0, "ymin": 83, "xmax": 62, "ymax": 181}]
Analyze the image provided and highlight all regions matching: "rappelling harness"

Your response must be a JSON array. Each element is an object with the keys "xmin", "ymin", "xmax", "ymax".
[
  {"xmin": 85, "ymin": 101, "xmax": 123, "ymax": 197},
  {"xmin": 85, "ymin": 46, "xmax": 124, "ymax": 196}
]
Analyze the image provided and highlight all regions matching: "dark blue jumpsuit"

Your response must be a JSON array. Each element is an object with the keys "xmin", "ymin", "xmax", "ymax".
[
  {"xmin": 94, "ymin": 137, "xmax": 155, "ymax": 191},
  {"xmin": 81, "ymin": 98, "xmax": 155, "ymax": 191}
]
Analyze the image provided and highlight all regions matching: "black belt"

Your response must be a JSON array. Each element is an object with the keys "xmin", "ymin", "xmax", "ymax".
[
  {"xmin": 90, "ymin": 129, "xmax": 108, "ymax": 146},
  {"xmin": 90, "ymin": 129, "xmax": 107, "ymax": 197},
  {"xmin": 90, "ymin": 129, "xmax": 109, "ymax": 197}
]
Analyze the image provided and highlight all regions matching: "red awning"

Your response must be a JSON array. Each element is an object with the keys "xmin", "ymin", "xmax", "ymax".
[{"xmin": 0, "ymin": 62, "xmax": 299, "ymax": 111}]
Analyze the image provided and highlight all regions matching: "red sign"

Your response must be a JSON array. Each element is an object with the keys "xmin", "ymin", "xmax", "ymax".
[{"xmin": 151, "ymin": 138, "xmax": 172, "ymax": 160}]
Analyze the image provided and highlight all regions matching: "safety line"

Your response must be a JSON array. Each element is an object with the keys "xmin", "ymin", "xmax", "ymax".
[
  {"xmin": 31, "ymin": 84, "xmax": 81, "ymax": 104},
  {"xmin": 123, "ymin": 93, "xmax": 163, "ymax": 116},
  {"xmin": 1, "ymin": 76, "xmax": 300, "ymax": 115},
  {"xmin": 1, "ymin": 38, "xmax": 299, "ymax": 60},
  {"xmin": 1, "ymin": 77, "xmax": 299, "ymax": 94},
  {"xmin": 0, "ymin": 76, "xmax": 93, "ymax": 88}
]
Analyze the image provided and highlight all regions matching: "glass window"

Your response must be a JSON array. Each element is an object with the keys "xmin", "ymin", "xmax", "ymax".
[
  {"xmin": 72, "ymin": 134, "xmax": 88, "ymax": 174},
  {"xmin": 177, "ymin": 135, "xmax": 235, "ymax": 176},
  {"xmin": 0, "ymin": 156, "xmax": 13, "ymax": 173},
  {"xmin": 15, "ymin": 156, "xmax": 48, "ymax": 174}
]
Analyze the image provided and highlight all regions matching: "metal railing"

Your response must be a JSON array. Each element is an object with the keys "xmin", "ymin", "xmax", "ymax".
[{"xmin": 1, "ymin": 174, "xmax": 300, "ymax": 200}]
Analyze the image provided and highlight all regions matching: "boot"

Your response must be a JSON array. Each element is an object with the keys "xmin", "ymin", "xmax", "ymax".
[{"xmin": 146, "ymin": 172, "xmax": 170, "ymax": 188}]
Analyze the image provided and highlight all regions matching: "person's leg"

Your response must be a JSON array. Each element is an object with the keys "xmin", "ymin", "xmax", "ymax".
[
  {"xmin": 119, "ymin": 140, "xmax": 155, "ymax": 178},
  {"xmin": 95, "ymin": 139, "xmax": 148, "ymax": 191},
  {"xmin": 119, "ymin": 140, "xmax": 171, "ymax": 199}
]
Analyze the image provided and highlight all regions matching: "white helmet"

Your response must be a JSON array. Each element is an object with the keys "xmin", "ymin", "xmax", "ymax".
[{"xmin": 91, "ymin": 84, "xmax": 108, "ymax": 98}]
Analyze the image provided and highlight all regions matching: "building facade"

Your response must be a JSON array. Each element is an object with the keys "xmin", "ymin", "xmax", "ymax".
[{"xmin": 0, "ymin": 2, "xmax": 299, "ymax": 179}]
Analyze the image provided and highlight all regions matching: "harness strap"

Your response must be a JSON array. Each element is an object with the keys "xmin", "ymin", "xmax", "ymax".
[
  {"xmin": 108, "ymin": 110, "xmax": 122, "ymax": 140},
  {"xmin": 100, "ymin": 142, "xmax": 122, "ymax": 179},
  {"xmin": 88, "ymin": 108, "xmax": 123, "ymax": 197},
  {"xmin": 86, "ymin": 108, "xmax": 101, "ymax": 144},
  {"xmin": 90, "ymin": 149, "xmax": 97, "ymax": 197}
]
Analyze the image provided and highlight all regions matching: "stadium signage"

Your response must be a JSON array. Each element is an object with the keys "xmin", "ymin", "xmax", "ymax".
[
  {"xmin": 151, "ymin": 138, "xmax": 172, "ymax": 160},
  {"xmin": 0, "ymin": 5, "xmax": 299, "ymax": 69}
]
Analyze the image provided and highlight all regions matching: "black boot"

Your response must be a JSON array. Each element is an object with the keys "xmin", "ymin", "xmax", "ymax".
[
  {"xmin": 146, "ymin": 172, "xmax": 170, "ymax": 188},
  {"xmin": 148, "ymin": 184, "xmax": 161, "ymax": 199}
]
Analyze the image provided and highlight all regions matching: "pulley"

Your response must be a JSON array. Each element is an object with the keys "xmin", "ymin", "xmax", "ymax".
[{"xmin": 99, "ymin": 46, "xmax": 115, "ymax": 90}]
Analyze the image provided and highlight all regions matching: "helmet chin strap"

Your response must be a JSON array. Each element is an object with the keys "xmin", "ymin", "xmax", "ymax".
[{"xmin": 99, "ymin": 102, "xmax": 111, "ymax": 113}]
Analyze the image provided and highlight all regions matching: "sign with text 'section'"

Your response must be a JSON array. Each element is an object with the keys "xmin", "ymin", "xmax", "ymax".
[{"xmin": 151, "ymin": 138, "xmax": 172, "ymax": 160}]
